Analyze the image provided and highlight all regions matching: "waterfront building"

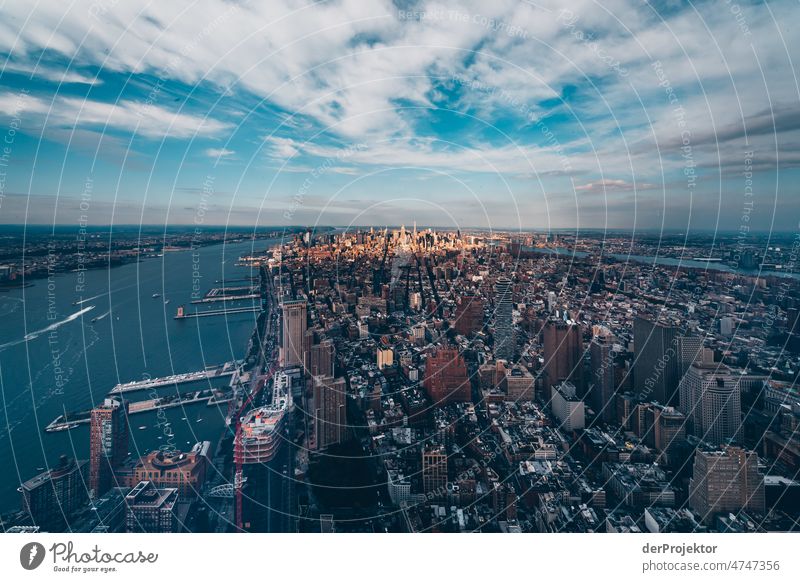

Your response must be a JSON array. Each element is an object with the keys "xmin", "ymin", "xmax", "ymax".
[{"xmin": 89, "ymin": 398, "xmax": 128, "ymax": 498}]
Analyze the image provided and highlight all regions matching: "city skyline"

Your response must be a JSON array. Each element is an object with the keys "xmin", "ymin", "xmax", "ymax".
[{"xmin": 2, "ymin": 0, "xmax": 800, "ymax": 565}]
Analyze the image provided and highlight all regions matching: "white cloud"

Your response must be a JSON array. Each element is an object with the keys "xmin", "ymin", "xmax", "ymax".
[
  {"xmin": 0, "ymin": 91, "xmax": 231, "ymax": 139},
  {"xmin": 205, "ymin": 147, "xmax": 235, "ymax": 158},
  {"xmin": 574, "ymin": 178, "xmax": 657, "ymax": 192},
  {"xmin": 2, "ymin": 61, "xmax": 100, "ymax": 85}
]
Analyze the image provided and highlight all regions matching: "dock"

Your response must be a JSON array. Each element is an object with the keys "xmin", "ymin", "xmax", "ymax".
[
  {"xmin": 45, "ymin": 388, "xmax": 232, "ymax": 432},
  {"xmin": 190, "ymin": 286, "xmax": 259, "ymax": 304},
  {"xmin": 109, "ymin": 363, "xmax": 237, "ymax": 394},
  {"xmin": 174, "ymin": 306, "xmax": 261, "ymax": 319}
]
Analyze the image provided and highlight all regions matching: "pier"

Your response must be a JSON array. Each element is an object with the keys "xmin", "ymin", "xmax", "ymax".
[
  {"xmin": 190, "ymin": 285, "xmax": 259, "ymax": 304},
  {"xmin": 45, "ymin": 388, "xmax": 232, "ymax": 432},
  {"xmin": 175, "ymin": 305, "xmax": 261, "ymax": 319},
  {"xmin": 109, "ymin": 363, "xmax": 237, "ymax": 394}
]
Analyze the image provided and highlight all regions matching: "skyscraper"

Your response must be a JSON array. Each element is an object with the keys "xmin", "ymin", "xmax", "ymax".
[
  {"xmin": 422, "ymin": 443, "xmax": 448, "ymax": 498},
  {"xmin": 312, "ymin": 375, "xmax": 347, "ymax": 450},
  {"xmin": 550, "ymin": 381, "xmax": 585, "ymax": 431},
  {"xmin": 310, "ymin": 338, "xmax": 335, "ymax": 377},
  {"xmin": 89, "ymin": 398, "xmax": 128, "ymax": 498},
  {"xmin": 493, "ymin": 277, "xmax": 514, "ymax": 360},
  {"xmin": 454, "ymin": 293, "xmax": 484, "ymax": 337},
  {"xmin": 651, "ymin": 404, "xmax": 687, "ymax": 460},
  {"xmin": 689, "ymin": 447, "xmax": 765, "ymax": 524},
  {"xmin": 20, "ymin": 456, "xmax": 88, "ymax": 531},
  {"xmin": 633, "ymin": 316, "xmax": 681, "ymax": 405},
  {"xmin": 423, "ymin": 348, "xmax": 470, "ymax": 405},
  {"xmin": 542, "ymin": 319, "xmax": 584, "ymax": 392},
  {"xmin": 679, "ymin": 362, "xmax": 742, "ymax": 445},
  {"xmin": 282, "ymin": 299, "xmax": 308, "ymax": 368},
  {"xmin": 590, "ymin": 333, "xmax": 616, "ymax": 423}
]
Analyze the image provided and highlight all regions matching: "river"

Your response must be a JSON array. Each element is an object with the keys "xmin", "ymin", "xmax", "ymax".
[{"xmin": 0, "ymin": 239, "xmax": 272, "ymax": 513}]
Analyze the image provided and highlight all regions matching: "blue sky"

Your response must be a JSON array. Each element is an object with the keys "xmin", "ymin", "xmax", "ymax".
[{"xmin": 0, "ymin": 0, "xmax": 798, "ymax": 231}]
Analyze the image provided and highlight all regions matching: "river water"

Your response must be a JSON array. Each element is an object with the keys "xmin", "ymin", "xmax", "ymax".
[{"xmin": 0, "ymin": 239, "xmax": 271, "ymax": 513}]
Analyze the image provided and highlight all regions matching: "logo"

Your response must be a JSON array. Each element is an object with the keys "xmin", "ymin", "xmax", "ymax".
[{"xmin": 20, "ymin": 542, "xmax": 46, "ymax": 570}]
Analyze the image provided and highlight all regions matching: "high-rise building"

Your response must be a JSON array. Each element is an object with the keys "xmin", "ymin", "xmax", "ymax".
[
  {"xmin": 454, "ymin": 294, "xmax": 484, "ymax": 337},
  {"xmin": 677, "ymin": 334, "xmax": 705, "ymax": 381},
  {"xmin": 310, "ymin": 339, "xmax": 335, "ymax": 377},
  {"xmin": 493, "ymin": 277, "xmax": 514, "ymax": 360},
  {"xmin": 124, "ymin": 480, "xmax": 180, "ymax": 533},
  {"xmin": 550, "ymin": 381, "xmax": 585, "ymax": 431},
  {"xmin": 504, "ymin": 365, "xmax": 535, "ymax": 402},
  {"xmin": 679, "ymin": 362, "xmax": 742, "ymax": 445},
  {"xmin": 89, "ymin": 398, "xmax": 128, "ymax": 498},
  {"xmin": 590, "ymin": 334, "xmax": 616, "ymax": 423},
  {"xmin": 19, "ymin": 456, "xmax": 88, "ymax": 531},
  {"xmin": 422, "ymin": 443, "xmax": 448, "ymax": 497},
  {"xmin": 377, "ymin": 347, "xmax": 394, "ymax": 369},
  {"xmin": 651, "ymin": 404, "xmax": 687, "ymax": 459},
  {"xmin": 689, "ymin": 447, "xmax": 765, "ymax": 524},
  {"xmin": 542, "ymin": 319, "xmax": 584, "ymax": 392},
  {"xmin": 282, "ymin": 299, "xmax": 308, "ymax": 368},
  {"xmin": 720, "ymin": 316, "xmax": 735, "ymax": 337},
  {"xmin": 633, "ymin": 316, "xmax": 681, "ymax": 405},
  {"xmin": 312, "ymin": 375, "xmax": 347, "ymax": 450},
  {"xmin": 423, "ymin": 348, "xmax": 470, "ymax": 405}
]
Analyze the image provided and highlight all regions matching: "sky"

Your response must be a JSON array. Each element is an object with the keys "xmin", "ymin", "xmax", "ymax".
[{"xmin": 0, "ymin": 0, "xmax": 798, "ymax": 232}]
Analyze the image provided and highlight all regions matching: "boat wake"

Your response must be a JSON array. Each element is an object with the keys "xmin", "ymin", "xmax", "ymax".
[{"xmin": 0, "ymin": 306, "xmax": 95, "ymax": 351}]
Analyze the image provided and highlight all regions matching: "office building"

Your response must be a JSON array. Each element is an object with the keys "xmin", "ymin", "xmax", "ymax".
[
  {"xmin": 313, "ymin": 375, "xmax": 347, "ymax": 450},
  {"xmin": 89, "ymin": 398, "xmax": 128, "ymax": 498},
  {"xmin": 377, "ymin": 347, "xmax": 394, "ymax": 369},
  {"xmin": 679, "ymin": 362, "xmax": 742, "ymax": 445},
  {"xmin": 423, "ymin": 348, "xmax": 470, "ymax": 405},
  {"xmin": 454, "ymin": 294, "xmax": 484, "ymax": 337},
  {"xmin": 310, "ymin": 339, "xmax": 335, "ymax": 377},
  {"xmin": 124, "ymin": 480, "xmax": 180, "ymax": 533},
  {"xmin": 590, "ymin": 333, "xmax": 616, "ymax": 423},
  {"xmin": 494, "ymin": 277, "xmax": 514, "ymax": 360},
  {"xmin": 651, "ymin": 404, "xmax": 687, "ymax": 460},
  {"xmin": 422, "ymin": 444, "xmax": 448, "ymax": 497},
  {"xmin": 633, "ymin": 316, "xmax": 682, "ymax": 405},
  {"xmin": 542, "ymin": 319, "xmax": 584, "ymax": 392},
  {"xmin": 551, "ymin": 381, "xmax": 585, "ymax": 431},
  {"xmin": 19, "ymin": 456, "xmax": 88, "ymax": 531},
  {"xmin": 282, "ymin": 299, "xmax": 308, "ymax": 368},
  {"xmin": 504, "ymin": 365, "xmax": 535, "ymax": 402},
  {"xmin": 689, "ymin": 447, "xmax": 765, "ymax": 524}
]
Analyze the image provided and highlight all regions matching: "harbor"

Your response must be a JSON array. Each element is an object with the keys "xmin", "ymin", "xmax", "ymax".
[
  {"xmin": 45, "ymin": 388, "xmax": 233, "ymax": 432},
  {"xmin": 109, "ymin": 362, "xmax": 238, "ymax": 394},
  {"xmin": 190, "ymin": 285, "xmax": 260, "ymax": 304},
  {"xmin": 174, "ymin": 305, "xmax": 261, "ymax": 319}
]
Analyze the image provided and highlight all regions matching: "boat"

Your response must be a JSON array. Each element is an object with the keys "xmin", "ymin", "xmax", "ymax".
[
  {"xmin": 152, "ymin": 293, "xmax": 161, "ymax": 298},
  {"xmin": 164, "ymin": 299, "xmax": 170, "ymax": 304},
  {"xmin": 138, "ymin": 425, "xmax": 147, "ymax": 430}
]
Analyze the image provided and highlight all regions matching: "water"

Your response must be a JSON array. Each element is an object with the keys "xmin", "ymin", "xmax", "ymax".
[
  {"xmin": 523, "ymin": 245, "xmax": 798, "ymax": 279},
  {"xmin": 609, "ymin": 253, "xmax": 800, "ymax": 280},
  {"xmin": 0, "ymin": 239, "xmax": 271, "ymax": 513}
]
